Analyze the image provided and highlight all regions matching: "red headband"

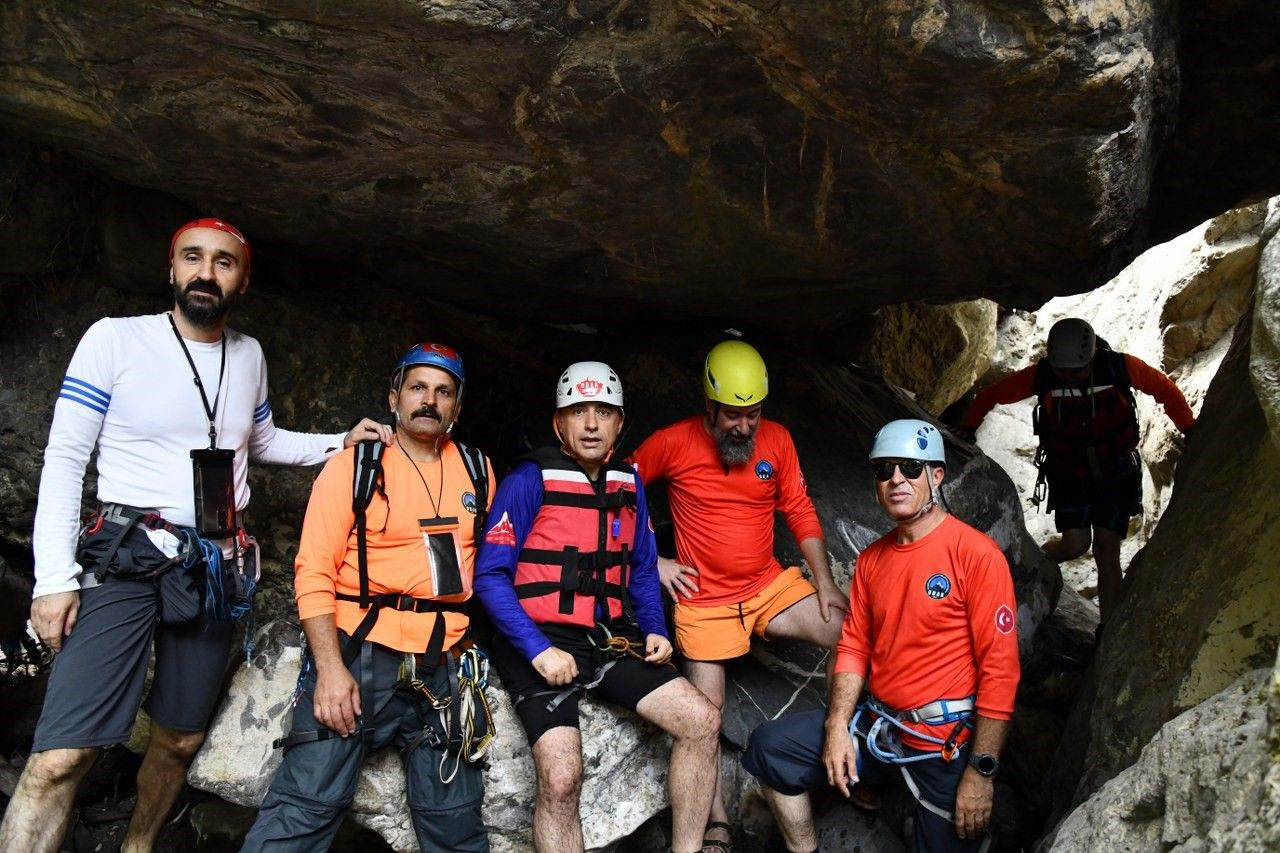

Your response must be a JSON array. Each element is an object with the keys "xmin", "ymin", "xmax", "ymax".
[{"xmin": 169, "ymin": 218, "xmax": 251, "ymax": 274}]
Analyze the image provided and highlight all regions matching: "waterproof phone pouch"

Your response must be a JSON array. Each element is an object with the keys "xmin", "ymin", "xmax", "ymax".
[
  {"xmin": 421, "ymin": 516, "xmax": 464, "ymax": 596},
  {"xmin": 191, "ymin": 448, "xmax": 236, "ymax": 538}
]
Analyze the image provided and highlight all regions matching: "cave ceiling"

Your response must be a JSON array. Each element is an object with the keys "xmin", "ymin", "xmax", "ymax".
[{"xmin": 0, "ymin": 1, "xmax": 1276, "ymax": 332}]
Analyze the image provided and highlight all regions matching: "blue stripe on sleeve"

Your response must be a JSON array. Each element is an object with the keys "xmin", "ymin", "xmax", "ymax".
[
  {"xmin": 58, "ymin": 390, "xmax": 108, "ymax": 415},
  {"xmin": 62, "ymin": 376, "xmax": 110, "ymax": 406},
  {"xmin": 254, "ymin": 402, "xmax": 271, "ymax": 424}
]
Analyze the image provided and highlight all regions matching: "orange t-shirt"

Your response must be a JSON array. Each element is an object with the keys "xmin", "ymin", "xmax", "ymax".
[
  {"xmin": 835, "ymin": 514, "xmax": 1020, "ymax": 750},
  {"xmin": 294, "ymin": 438, "xmax": 495, "ymax": 654},
  {"xmin": 629, "ymin": 416, "xmax": 823, "ymax": 606}
]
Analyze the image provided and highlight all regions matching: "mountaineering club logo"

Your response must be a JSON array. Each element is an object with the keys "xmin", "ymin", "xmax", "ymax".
[
  {"xmin": 995, "ymin": 605, "xmax": 1015, "ymax": 635},
  {"xmin": 754, "ymin": 459, "xmax": 775, "ymax": 480},
  {"xmin": 916, "ymin": 425, "xmax": 936, "ymax": 451},
  {"xmin": 462, "ymin": 492, "xmax": 477, "ymax": 515},
  {"xmin": 925, "ymin": 573, "xmax": 951, "ymax": 600},
  {"xmin": 576, "ymin": 378, "xmax": 603, "ymax": 397},
  {"xmin": 485, "ymin": 512, "xmax": 517, "ymax": 546}
]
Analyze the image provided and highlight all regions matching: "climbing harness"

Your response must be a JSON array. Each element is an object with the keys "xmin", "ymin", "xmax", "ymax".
[
  {"xmin": 851, "ymin": 694, "xmax": 976, "ymax": 821},
  {"xmin": 514, "ymin": 622, "xmax": 646, "ymax": 713}
]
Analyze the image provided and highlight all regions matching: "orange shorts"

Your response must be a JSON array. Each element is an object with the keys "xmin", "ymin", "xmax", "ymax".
[{"xmin": 673, "ymin": 567, "xmax": 816, "ymax": 662}]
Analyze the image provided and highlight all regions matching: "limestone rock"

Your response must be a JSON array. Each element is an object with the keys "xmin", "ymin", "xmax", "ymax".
[
  {"xmin": 0, "ymin": 1, "xmax": 1182, "ymax": 328},
  {"xmin": 971, "ymin": 201, "xmax": 1265, "ymax": 595},
  {"xmin": 1046, "ymin": 210, "xmax": 1280, "ymax": 821},
  {"xmin": 1251, "ymin": 198, "xmax": 1280, "ymax": 448},
  {"xmin": 1045, "ymin": 665, "xmax": 1280, "ymax": 852},
  {"xmin": 857, "ymin": 299, "xmax": 998, "ymax": 415}
]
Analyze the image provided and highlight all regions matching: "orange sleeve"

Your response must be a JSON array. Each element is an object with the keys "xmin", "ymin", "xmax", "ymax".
[
  {"xmin": 628, "ymin": 425, "xmax": 673, "ymax": 485},
  {"xmin": 294, "ymin": 450, "xmax": 357, "ymax": 622},
  {"xmin": 834, "ymin": 549, "xmax": 873, "ymax": 676},
  {"xmin": 773, "ymin": 426, "xmax": 823, "ymax": 543},
  {"xmin": 962, "ymin": 364, "xmax": 1038, "ymax": 430},
  {"xmin": 1123, "ymin": 354, "xmax": 1195, "ymax": 432}
]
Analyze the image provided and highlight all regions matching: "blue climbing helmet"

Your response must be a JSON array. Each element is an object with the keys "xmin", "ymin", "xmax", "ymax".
[
  {"xmin": 391, "ymin": 342, "xmax": 466, "ymax": 393},
  {"xmin": 868, "ymin": 418, "xmax": 946, "ymax": 465}
]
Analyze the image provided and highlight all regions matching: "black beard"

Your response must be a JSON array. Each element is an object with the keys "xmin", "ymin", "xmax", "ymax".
[
  {"xmin": 173, "ymin": 277, "xmax": 236, "ymax": 328},
  {"xmin": 715, "ymin": 430, "xmax": 755, "ymax": 466}
]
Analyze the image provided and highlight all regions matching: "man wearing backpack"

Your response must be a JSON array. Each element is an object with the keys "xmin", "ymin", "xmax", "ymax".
[
  {"xmin": 0, "ymin": 218, "xmax": 390, "ymax": 853},
  {"xmin": 242, "ymin": 342, "xmax": 494, "ymax": 852},
  {"xmin": 473, "ymin": 361, "xmax": 720, "ymax": 853},
  {"xmin": 959, "ymin": 317, "xmax": 1195, "ymax": 627}
]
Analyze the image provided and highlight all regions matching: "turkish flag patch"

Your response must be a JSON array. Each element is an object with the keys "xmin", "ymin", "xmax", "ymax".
[
  {"xmin": 484, "ymin": 512, "xmax": 517, "ymax": 546},
  {"xmin": 994, "ymin": 604, "xmax": 1015, "ymax": 635}
]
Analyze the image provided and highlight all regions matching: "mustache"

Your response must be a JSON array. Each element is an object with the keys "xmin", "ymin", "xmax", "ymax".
[
  {"xmin": 184, "ymin": 278, "xmax": 221, "ymax": 296},
  {"xmin": 411, "ymin": 405, "xmax": 442, "ymax": 420}
]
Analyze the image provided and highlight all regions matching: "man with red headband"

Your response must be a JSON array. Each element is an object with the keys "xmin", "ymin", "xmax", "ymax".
[{"xmin": 0, "ymin": 219, "xmax": 391, "ymax": 852}]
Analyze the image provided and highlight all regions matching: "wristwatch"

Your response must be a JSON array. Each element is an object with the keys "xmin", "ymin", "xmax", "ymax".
[{"xmin": 967, "ymin": 752, "xmax": 999, "ymax": 777}]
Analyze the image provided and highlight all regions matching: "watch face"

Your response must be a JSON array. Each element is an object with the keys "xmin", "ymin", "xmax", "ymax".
[{"xmin": 973, "ymin": 753, "xmax": 998, "ymax": 776}]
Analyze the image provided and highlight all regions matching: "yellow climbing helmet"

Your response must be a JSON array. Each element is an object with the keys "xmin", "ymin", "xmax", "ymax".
[{"xmin": 703, "ymin": 340, "xmax": 769, "ymax": 406}]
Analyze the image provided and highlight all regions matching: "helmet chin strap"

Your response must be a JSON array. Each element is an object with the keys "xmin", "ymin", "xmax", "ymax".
[{"xmin": 903, "ymin": 464, "xmax": 942, "ymax": 523}]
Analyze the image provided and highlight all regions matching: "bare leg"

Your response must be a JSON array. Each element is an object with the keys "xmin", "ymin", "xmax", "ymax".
[
  {"xmin": 635, "ymin": 678, "xmax": 720, "ymax": 853},
  {"xmin": 760, "ymin": 787, "xmax": 818, "ymax": 853},
  {"xmin": 682, "ymin": 660, "xmax": 730, "ymax": 847},
  {"xmin": 1041, "ymin": 527, "xmax": 1091, "ymax": 562},
  {"xmin": 761, "ymin": 593, "xmax": 842, "ymax": 650},
  {"xmin": 0, "ymin": 746, "xmax": 100, "ymax": 853},
  {"xmin": 530, "ymin": 726, "xmax": 585, "ymax": 853},
  {"xmin": 121, "ymin": 722, "xmax": 206, "ymax": 852},
  {"xmin": 1092, "ymin": 526, "xmax": 1124, "ymax": 625}
]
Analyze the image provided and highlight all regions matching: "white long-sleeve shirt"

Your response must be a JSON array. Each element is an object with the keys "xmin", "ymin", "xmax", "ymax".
[{"xmin": 32, "ymin": 313, "xmax": 347, "ymax": 597}]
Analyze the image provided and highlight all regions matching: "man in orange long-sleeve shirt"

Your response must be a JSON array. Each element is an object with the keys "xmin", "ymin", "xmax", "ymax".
[
  {"xmin": 743, "ymin": 419, "xmax": 1019, "ymax": 852},
  {"xmin": 243, "ymin": 343, "xmax": 494, "ymax": 852},
  {"xmin": 630, "ymin": 341, "xmax": 845, "ymax": 850},
  {"xmin": 959, "ymin": 318, "xmax": 1195, "ymax": 627}
]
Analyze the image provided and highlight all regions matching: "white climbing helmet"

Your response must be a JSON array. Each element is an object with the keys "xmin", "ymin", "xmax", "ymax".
[
  {"xmin": 555, "ymin": 361, "xmax": 624, "ymax": 409},
  {"xmin": 868, "ymin": 418, "xmax": 946, "ymax": 465}
]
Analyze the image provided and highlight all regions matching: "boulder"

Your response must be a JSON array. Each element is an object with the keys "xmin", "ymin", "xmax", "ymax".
[
  {"xmin": 1044, "ymin": 663, "xmax": 1280, "ymax": 852},
  {"xmin": 855, "ymin": 299, "xmax": 998, "ymax": 415}
]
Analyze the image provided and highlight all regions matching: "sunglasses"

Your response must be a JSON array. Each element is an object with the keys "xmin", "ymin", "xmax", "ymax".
[{"xmin": 872, "ymin": 459, "xmax": 928, "ymax": 482}]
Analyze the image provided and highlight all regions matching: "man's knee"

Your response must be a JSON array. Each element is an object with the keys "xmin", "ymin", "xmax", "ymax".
[
  {"xmin": 536, "ymin": 760, "xmax": 583, "ymax": 807},
  {"xmin": 148, "ymin": 724, "xmax": 206, "ymax": 761},
  {"xmin": 21, "ymin": 747, "xmax": 98, "ymax": 790},
  {"xmin": 742, "ymin": 723, "xmax": 784, "ymax": 783}
]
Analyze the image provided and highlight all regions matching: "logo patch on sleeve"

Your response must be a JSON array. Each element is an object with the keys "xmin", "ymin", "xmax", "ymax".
[
  {"xmin": 994, "ymin": 604, "xmax": 1016, "ymax": 634},
  {"xmin": 462, "ymin": 492, "xmax": 477, "ymax": 514},
  {"xmin": 484, "ymin": 512, "xmax": 517, "ymax": 546},
  {"xmin": 754, "ymin": 459, "xmax": 775, "ymax": 480},
  {"xmin": 925, "ymin": 574, "xmax": 951, "ymax": 599}
]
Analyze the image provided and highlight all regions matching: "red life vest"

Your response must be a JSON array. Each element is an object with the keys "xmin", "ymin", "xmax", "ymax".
[
  {"xmin": 513, "ymin": 448, "xmax": 638, "ymax": 627},
  {"xmin": 1033, "ymin": 347, "xmax": 1139, "ymax": 480}
]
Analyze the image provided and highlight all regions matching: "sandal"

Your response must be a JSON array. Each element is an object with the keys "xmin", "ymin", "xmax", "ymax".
[{"xmin": 701, "ymin": 819, "xmax": 733, "ymax": 852}]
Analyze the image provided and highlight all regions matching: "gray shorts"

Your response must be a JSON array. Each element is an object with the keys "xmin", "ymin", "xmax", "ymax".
[{"xmin": 32, "ymin": 579, "xmax": 233, "ymax": 751}]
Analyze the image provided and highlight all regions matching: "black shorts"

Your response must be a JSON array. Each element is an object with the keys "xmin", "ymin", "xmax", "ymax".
[
  {"xmin": 32, "ymin": 579, "xmax": 233, "ymax": 751},
  {"xmin": 490, "ymin": 622, "xmax": 680, "ymax": 747},
  {"xmin": 1047, "ymin": 466, "xmax": 1142, "ymax": 536}
]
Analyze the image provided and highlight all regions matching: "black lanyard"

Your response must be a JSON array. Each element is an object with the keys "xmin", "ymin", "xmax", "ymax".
[{"xmin": 168, "ymin": 312, "xmax": 226, "ymax": 450}]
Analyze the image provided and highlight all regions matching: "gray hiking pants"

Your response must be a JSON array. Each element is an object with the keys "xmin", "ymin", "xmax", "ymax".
[{"xmin": 241, "ymin": 639, "xmax": 488, "ymax": 852}]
